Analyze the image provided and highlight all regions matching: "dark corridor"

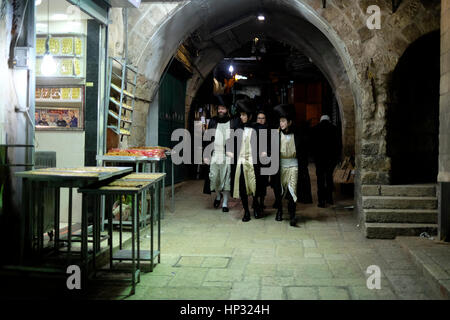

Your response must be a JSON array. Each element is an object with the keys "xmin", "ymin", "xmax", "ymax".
[{"xmin": 387, "ymin": 31, "xmax": 440, "ymax": 184}]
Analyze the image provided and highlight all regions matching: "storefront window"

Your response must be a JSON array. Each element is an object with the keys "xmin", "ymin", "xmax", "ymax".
[
  {"xmin": 34, "ymin": 0, "xmax": 108, "ymax": 223},
  {"xmin": 35, "ymin": 0, "xmax": 90, "ymax": 131}
]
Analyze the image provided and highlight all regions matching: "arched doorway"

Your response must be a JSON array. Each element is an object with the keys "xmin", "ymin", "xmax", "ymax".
[{"xmin": 387, "ymin": 31, "xmax": 441, "ymax": 184}]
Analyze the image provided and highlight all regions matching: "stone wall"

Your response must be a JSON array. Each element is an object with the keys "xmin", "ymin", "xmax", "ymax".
[
  {"xmin": 0, "ymin": 0, "xmax": 33, "ymax": 175},
  {"xmin": 439, "ymin": 0, "xmax": 450, "ymax": 182},
  {"xmin": 0, "ymin": 0, "xmax": 34, "ymax": 263}
]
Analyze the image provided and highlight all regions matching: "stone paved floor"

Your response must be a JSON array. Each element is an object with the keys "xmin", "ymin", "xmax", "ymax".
[
  {"xmin": 86, "ymin": 175, "xmax": 441, "ymax": 300},
  {"xmin": 396, "ymin": 236, "xmax": 450, "ymax": 299}
]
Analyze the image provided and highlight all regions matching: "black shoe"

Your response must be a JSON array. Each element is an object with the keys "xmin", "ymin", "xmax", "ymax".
[
  {"xmin": 290, "ymin": 217, "xmax": 297, "ymax": 227},
  {"xmin": 253, "ymin": 198, "xmax": 261, "ymax": 219},
  {"xmin": 214, "ymin": 199, "xmax": 221, "ymax": 208},
  {"xmin": 275, "ymin": 210, "xmax": 283, "ymax": 221},
  {"xmin": 318, "ymin": 201, "xmax": 326, "ymax": 208},
  {"xmin": 242, "ymin": 211, "xmax": 251, "ymax": 222},
  {"xmin": 222, "ymin": 207, "xmax": 229, "ymax": 212},
  {"xmin": 260, "ymin": 197, "xmax": 266, "ymax": 209}
]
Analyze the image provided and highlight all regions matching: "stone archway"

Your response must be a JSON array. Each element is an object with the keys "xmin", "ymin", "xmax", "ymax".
[{"xmin": 132, "ymin": 0, "xmax": 360, "ymax": 159}]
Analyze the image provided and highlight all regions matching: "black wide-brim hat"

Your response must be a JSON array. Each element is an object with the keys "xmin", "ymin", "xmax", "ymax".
[
  {"xmin": 212, "ymin": 94, "xmax": 232, "ymax": 109},
  {"xmin": 274, "ymin": 104, "xmax": 296, "ymax": 121},
  {"xmin": 236, "ymin": 98, "xmax": 256, "ymax": 115}
]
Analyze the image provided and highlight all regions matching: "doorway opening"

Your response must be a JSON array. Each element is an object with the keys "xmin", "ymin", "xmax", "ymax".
[{"xmin": 387, "ymin": 31, "xmax": 440, "ymax": 185}]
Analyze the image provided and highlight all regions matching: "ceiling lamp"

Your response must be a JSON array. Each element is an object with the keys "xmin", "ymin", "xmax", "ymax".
[
  {"xmin": 257, "ymin": 14, "xmax": 265, "ymax": 21},
  {"xmin": 228, "ymin": 65, "xmax": 234, "ymax": 74}
]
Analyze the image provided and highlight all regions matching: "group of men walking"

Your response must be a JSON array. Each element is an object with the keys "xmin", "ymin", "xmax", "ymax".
[{"xmin": 203, "ymin": 95, "xmax": 341, "ymax": 227}]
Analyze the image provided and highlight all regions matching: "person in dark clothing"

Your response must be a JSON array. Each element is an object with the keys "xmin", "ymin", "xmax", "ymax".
[
  {"xmin": 69, "ymin": 110, "xmax": 78, "ymax": 128},
  {"xmin": 38, "ymin": 116, "xmax": 49, "ymax": 126},
  {"xmin": 56, "ymin": 114, "xmax": 67, "ymax": 127},
  {"xmin": 310, "ymin": 115, "xmax": 342, "ymax": 208},
  {"xmin": 253, "ymin": 109, "xmax": 270, "ymax": 211},
  {"xmin": 230, "ymin": 99, "xmax": 263, "ymax": 222},
  {"xmin": 272, "ymin": 104, "xmax": 307, "ymax": 227},
  {"xmin": 203, "ymin": 94, "xmax": 236, "ymax": 212},
  {"xmin": 297, "ymin": 121, "xmax": 313, "ymax": 204}
]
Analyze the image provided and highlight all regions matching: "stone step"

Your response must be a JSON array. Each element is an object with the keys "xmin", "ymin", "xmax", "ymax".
[
  {"xmin": 362, "ymin": 184, "xmax": 436, "ymax": 197},
  {"xmin": 362, "ymin": 196, "xmax": 437, "ymax": 210},
  {"xmin": 365, "ymin": 223, "xmax": 438, "ymax": 239},
  {"xmin": 364, "ymin": 209, "xmax": 438, "ymax": 224}
]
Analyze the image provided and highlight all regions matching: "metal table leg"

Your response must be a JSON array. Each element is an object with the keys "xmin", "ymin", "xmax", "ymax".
[
  {"xmin": 162, "ymin": 160, "xmax": 165, "ymax": 219},
  {"xmin": 131, "ymin": 194, "xmax": 136, "ymax": 294},
  {"xmin": 171, "ymin": 157, "xmax": 174, "ymax": 213},
  {"xmin": 119, "ymin": 196, "xmax": 123, "ymax": 250},
  {"xmin": 136, "ymin": 193, "xmax": 141, "ymax": 283},
  {"xmin": 67, "ymin": 187, "xmax": 73, "ymax": 262},
  {"xmin": 150, "ymin": 185, "xmax": 154, "ymax": 272},
  {"xmin": 81, "ymin": 195, "xmax": 88, "ymax": 290},
  {"xmin": 54, "ymin": 187, "xmax": 60, "ymax": 252},
  {"xmin": 37, "ymin": 183, "xmax": 44, "ymax": 257},
  {"xmin": 20, "ymin": 178, "xmax": 30, "ymax": 264},
  {"xmin": 108, "ymin": 196, "xmax": 113, "ymax": 270},
  {"xmin": 158, "ymin": 180, "xmax": 161, "ymax": 264},
  {"xmin": 101, "ymin": 195, "xmax": 105, "ymax": 232},
  {"xmin": 92, "ymin": 195, "xmax": 97, "ymax": 272}
]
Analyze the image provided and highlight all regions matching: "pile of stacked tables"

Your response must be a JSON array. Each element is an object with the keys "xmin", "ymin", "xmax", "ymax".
[{"xmin": 15, "ymin": 167, "xmax": 165, "ymax": 294}]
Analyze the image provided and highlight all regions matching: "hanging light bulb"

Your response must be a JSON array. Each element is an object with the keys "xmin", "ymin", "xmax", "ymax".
[
  {"xmin": 228, "ymin": 65, "xmax": 234, "ymax": 74},
  {"xmin": 42, "ymin": 53, "xmax": 57, "ymax": 76}
]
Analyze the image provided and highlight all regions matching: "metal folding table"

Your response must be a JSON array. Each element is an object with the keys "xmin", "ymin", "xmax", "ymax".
[
  {"xmin": 15, "ymin": 167, "xmax": 133, "ymax": 267},
  {"xmin": 78, "ymin": 173, "xmax": 165, "ymax": 294}
]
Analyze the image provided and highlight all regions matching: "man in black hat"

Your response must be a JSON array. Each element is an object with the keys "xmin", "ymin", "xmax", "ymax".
[
  {"xmin": 310, "ymin": 115, "xmax": 341, "ymax": 208},
  {"xmin": 254, "ymin": 109, "xmax": 270, "ymax": 211},
  {"xmin": 203, "ymin": 95, "xmax": 236, "ymax": 212},
  {"xmin": 230, "ymin": 99, "xmax": 263, "ymax": 222},
  {"xmin": 272, "ymin": 104, "xmax": 307, "ymax": 227}
]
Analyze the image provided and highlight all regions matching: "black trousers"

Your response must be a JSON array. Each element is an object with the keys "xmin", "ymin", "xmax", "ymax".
[
  {"xmin": 316, "ymin": 164, "xmax": 335, "ymax": 204},
  {"xmin": 274, "ymin": 184, "xmax": 296, "ymax": 216},
  {"xmin": 298, "ymin": 164, "xmax": 313, "ymax": 203},
  {"xmin": 239, "ymin": 165, "xmax": 258, "ymax": 212}
]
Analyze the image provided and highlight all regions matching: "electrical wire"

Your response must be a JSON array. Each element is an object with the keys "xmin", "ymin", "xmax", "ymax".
[
  {"xmin": 10, "ymin": 0, "xmax": 33, "ymax": 128},
  {"xmin": 13, "ymin": 0, "xmax": 29, "ymax": 48}
]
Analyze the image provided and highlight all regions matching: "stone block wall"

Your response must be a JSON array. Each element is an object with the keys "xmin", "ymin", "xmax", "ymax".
[{"xmin": 439, "ymin": 0, "xmax": 450, "ymax": 182}]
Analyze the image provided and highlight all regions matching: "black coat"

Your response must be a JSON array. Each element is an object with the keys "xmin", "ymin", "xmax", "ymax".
[
  {"xmin": 228, "ymin": 120, "xmax": 268, "ymax": 198},
  {"xmin": 253, "ymin": 122, "xmax": 271, "ymax": 196},
  {"xmin": 272, "ymin": 126, "xmax": 312, "ymax": 203},
  {"xmin": 202, "ymin": 116, "xmax": 239, "ymax": 194},
  {"xmin": 310, "ymin": 120, "xmax": 341, "ymax": 168}
]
